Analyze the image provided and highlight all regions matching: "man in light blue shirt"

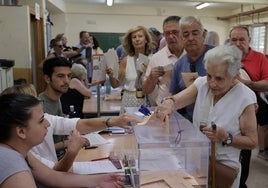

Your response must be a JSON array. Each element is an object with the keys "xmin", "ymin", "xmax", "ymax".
[{"xmin": 170, "ymin": 16, "xmax": 214, "ymax": 121}]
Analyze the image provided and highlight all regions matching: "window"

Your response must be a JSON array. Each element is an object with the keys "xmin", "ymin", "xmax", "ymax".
[{"xmin": 251, "ymin": 25, "xmax": 266, "ymax": 53}]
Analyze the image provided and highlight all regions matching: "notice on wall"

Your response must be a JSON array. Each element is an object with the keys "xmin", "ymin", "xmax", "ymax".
[{"xmin": 35, "ymin": 3, "xmax": 40, "ymax": 20}]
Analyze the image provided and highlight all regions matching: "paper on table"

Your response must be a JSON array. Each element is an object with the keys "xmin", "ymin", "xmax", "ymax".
[
  {"xmin": 181, "ymin": 72, "xmax": 199, "ymax": 87},
  {"xmin": 82, "ymin": 133, "xmax": 109, "ymax": 146},
  {"xmin": 108, "ymin": 126, "xmax": 126, "ymax": 134},
  {"xmin": 104, "ymin": 48, "xmax": 119, "ymax": 78},
  {"xmin": 104, "ymin": 93, "xmax": 121, "ymax": 101},
  {"xmin": 73, "ymin": 160, "xmax": 124, "ymax": 174}
]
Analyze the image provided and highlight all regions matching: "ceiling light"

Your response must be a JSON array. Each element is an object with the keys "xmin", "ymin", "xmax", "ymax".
[
  {"xmin": 107, "ymin": 0, "xmax": 113, "ymax": 6},
  {"xmin": 196, "ymin": 3, "xmax": 210, "ymax": 10}
]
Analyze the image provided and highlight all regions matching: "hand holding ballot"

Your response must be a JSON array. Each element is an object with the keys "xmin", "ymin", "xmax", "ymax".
[
  {"xmin": 135, "ymin": 53, "xmax": 149, "ymax": 73},
  {"xmin": 181, "ymin": 72, "xmax": 199, "ymax": 87},
  {"xmin": 148, "ymin": 66, "xmax": 165, "ymax": 80},
  {"xmin": 91, "ymin": 48, "xmax": 119, "ymax": 85},
  {"xmin": 105, "ymin": 48, "xmax": 119, "ymax": 78}
]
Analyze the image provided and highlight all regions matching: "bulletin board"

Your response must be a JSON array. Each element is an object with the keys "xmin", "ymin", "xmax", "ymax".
[{"xmin": 91, "ymin": 32, "xmax": 124, "ymax": 53}]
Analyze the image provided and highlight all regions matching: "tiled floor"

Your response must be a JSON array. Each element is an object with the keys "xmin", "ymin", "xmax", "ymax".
[{"xmin": 246, "ymin": 149, "xmax": 268, "ymax": 187}]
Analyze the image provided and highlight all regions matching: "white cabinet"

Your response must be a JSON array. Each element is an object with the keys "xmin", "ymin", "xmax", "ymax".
[{"xmin": 0, "ymin": 67, "xmax": 13, "ymax": 92}]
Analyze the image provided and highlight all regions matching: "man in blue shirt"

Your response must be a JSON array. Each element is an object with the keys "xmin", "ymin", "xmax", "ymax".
[
  {"xmin": 170, "ymin": 16, "xmax": 214, "ymax": 121},
  {"xmin": 76, "ymin": 31, "xmax": 93, "ymax": 82}
]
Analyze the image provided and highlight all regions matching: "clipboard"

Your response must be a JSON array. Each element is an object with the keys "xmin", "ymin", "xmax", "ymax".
[{"xmin": 181, "ymin": 72, "xmax": 199, "ymax": 87}]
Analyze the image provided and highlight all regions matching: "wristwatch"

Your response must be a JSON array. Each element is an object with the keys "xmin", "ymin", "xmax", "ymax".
[{"xmin": 222, "ymin": 133, "xmax": 233, "ymax": 146}]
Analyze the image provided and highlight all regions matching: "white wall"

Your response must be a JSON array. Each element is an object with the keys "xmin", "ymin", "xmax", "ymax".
[
  {"xmin": 0, "ymin": 6, "xmax": 31, "ymax": 68},
  {"xmin": 49, "ymin": 3, "xmax": 231, "ymax": 48}
]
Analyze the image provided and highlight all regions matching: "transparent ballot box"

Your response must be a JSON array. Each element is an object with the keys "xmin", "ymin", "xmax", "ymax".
[{"xmin": 125, "ymin": 107, "xmax": 210, "ymax": 188}]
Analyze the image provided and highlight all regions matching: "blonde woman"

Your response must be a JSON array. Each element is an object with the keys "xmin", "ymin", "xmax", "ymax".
[{"xmin": 106, "ymin": 26, "xmax": 153, "ymax": 113}]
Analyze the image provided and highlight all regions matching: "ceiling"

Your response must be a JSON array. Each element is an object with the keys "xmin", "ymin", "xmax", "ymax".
[{"xmin": 62, "ymin": 0, "xmax": 268, "ymax": 10}]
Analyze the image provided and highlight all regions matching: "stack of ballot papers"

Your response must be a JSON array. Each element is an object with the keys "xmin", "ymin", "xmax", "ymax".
[
  {"xmin": 82, "ymin": 133, "xmax": 109, "ymax": 146},
  {"xmin": 73, "ymin": 160, "xmax": 124, "ymax": 174},
  {"xmin": 107, "ymin": 126, "xmax": 126, "ymax": 134}
]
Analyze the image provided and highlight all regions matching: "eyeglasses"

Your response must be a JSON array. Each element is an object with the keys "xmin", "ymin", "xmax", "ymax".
[
  {"xmin": 182, "ymin": 29, "xmax": 201, "ymax": 38},
  {"xmin": 56, "ymin": 45, "xmax": 63, "ymax": 48},
  {"xmin": 164, "ymin": 30, "xmax": 180, "ymax": 36},
  {"xmin": 230, "ymin": 38, "xmax": 246, "ymax": 43}
]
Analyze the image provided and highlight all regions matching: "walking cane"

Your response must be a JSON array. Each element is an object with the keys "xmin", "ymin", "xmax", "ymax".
[{"xmin": 211, "ymin": 122, "xmax": 217, "ymax": 188}]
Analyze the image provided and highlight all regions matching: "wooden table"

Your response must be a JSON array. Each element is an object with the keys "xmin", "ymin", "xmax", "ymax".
[
  {"xmin": 75, "ymin": 134, "xmax": 137, "ymax": 161},
  {"xmin": 82, "ymin": 94, "xmax": 122, "ymax": 117}
]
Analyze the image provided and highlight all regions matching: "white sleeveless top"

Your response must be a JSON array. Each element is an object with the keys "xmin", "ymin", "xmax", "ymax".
[
  {"xmin": 124, "ymin": 56, "xmax": 138, "ymax": 91},
  {"xmin": 193, "ymin": 76, "xmax": 256, "ymax": 169}
]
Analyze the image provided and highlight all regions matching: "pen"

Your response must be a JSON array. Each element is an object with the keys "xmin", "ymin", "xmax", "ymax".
[
  {"xmin": 84, "ymin": 145, "xmax": 98, "ymax": 150},
  {"xmin": 91, "ymin": 156, "xmax": 109, "ymax": 161},
  {"xmin": 99, "ymin": 129, "xmax": 112, "ymax": 134}
]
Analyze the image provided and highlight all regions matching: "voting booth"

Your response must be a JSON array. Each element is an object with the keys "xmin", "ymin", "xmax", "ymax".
[{"xmin": 126, "ymin": 107, "xmax": 210, "ymax": 188}]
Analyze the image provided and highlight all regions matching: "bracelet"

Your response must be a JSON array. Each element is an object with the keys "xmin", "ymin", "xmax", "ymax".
[
  {"xmin": 105, "ymin": 117, "xmax": 112, "ymax": 127},
  {"xmin": 161, "ymin": 96, "xmax": 175, "ymax": 105}
]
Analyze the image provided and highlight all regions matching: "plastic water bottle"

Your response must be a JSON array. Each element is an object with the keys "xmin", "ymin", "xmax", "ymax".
[
  {"xmin": 105, "ymin": 76, "xmax": 111, "ymax": 94},
  {"xmin": 68, "ymin": 105, "xmax": 77, "ymax": 118}
]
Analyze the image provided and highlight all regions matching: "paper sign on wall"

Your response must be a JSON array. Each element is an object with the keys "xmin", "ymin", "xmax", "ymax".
[{"xmin": 35, "ymin": 3, "xmax": 40, "ymax": 20}]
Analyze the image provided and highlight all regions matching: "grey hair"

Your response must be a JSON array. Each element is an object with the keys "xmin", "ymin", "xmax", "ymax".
[
  {"xmin": 71, "ymin": 63, "xmax": 87, "ymax": 81},
  {"xmin": 204, "ymin": 45, "xmax": 242, "ymax": 78},
  {"xmin": 204, "ymin": 31, "xmax": 219, "ymax": 46},
  {"xmin": 179, "ymin": 16, "xmax": 204, "ymax": 35},
  {"xmin": 162, "ymin": 16, "xmax": 181, "ymax": 28}
]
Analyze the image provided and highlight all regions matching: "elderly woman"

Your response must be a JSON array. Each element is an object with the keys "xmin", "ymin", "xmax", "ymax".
[
  {"xmin": 61, "ymin": 63, "xmax": 91, "ymax": 118},
  {"xmin": 0, "ymin": 93, "xmax": 125, "ymax": 188},
  {"xmin": 106, "ymin": 26, "xmax": 154, "ymax": 113},
  {"xmin": 156, "ymin": 45, "xmax": 258, "ymax": 188}
]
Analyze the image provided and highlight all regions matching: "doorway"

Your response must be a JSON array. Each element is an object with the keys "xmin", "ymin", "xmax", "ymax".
[{"xmin": 30, "ymin": 13, "xmax": 46, "ymax": 94}]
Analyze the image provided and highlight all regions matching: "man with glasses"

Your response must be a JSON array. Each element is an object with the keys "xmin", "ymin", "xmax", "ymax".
[
  {"xmin": 39, "ymin": 37, "xmax": 89, "ymax": 68},
  {"xmin": 143, "ymin": 16, "xmax": 185, "ymax": 106},
  {"xmin": 169, "ymin": 16, "xmax": 214, "ymax": 121},
  {"xmin": 230, "ymin": 25, "xmax": 268, "ymax": 188}
]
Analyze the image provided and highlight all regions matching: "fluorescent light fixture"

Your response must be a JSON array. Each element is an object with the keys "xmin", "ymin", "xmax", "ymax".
[
  {"xmin": 196, "ymin": 3, "xmax": 210, "ymax": 10},
  {"xmin": 107, "ymin": 0, "xmax": 113, "ymax": 6}
]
